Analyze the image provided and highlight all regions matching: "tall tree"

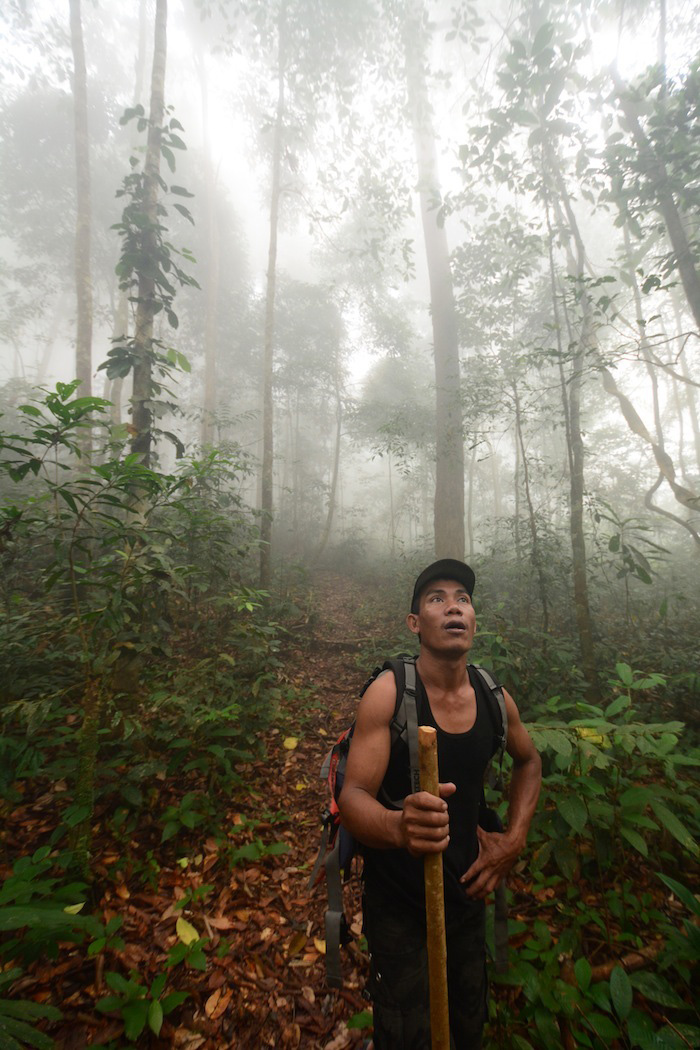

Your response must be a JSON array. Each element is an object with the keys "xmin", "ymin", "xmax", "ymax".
[
  {"xmin": 130, "ymin": 0, "xmax": 167, "ymax": 465},
  {"xmin": 259, "ymin": 2, "xmax": 285, "ymax": 591},
  {"xmin": 403, "ymin": 0, "xmax": 464, "ymax": 559},
  {"xmin": 68, "ymin": 0, "xmax": 93, "ymax": 411}
]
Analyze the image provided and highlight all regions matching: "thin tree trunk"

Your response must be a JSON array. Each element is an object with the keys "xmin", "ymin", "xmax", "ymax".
[
  {"xmin": 388, "ymin": 454, "xmax": 396, "ymax": 557},
  {"xmin": 196, "ymin": 46, "xmax": 220, "ymax": 447},
  {"xmin": 260, "ymin": 3, "xmax": 285, "ymax": 590},
  {"xmin": 671, "ymin": 293, "xmax": 700, "ymax": 473},
  {"xmin": 543, "ymin": 159, "xmax": 599, "ymax": 697},
  {"xmin": 404, "ymin": 0, "xmax": 464, "ymax": 559},
  {"xmin": 69, "ymin": 0, "xmax": 93, "ymax": 415},
  {"xmin": 513, "ymin": 382, "xmax": 549, "ymax": 632},
  {"xmin": 317, "ymin": 376, "xmax": 343, "ymax": 559},
  {"xmin": 131, "ymin": 0, "xmax": 167, "ymax": 466},
  {"xmin": 466, "ymin": 444, "xmax": 476, "ymax": 557}
]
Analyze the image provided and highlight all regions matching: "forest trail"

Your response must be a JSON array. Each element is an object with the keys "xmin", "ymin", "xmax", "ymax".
[
  {"xmin": 105, "ymin": 569, "xmax": 382, "ymax": 1050},
  {"xmin": 215, "ymin": 568, "xmax": 379, "ymax": 1049}
]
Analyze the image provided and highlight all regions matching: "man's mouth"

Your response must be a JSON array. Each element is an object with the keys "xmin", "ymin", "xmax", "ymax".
[{"xmin": 444, "ymin": 621, "xmax": 466, "ymax": 632}]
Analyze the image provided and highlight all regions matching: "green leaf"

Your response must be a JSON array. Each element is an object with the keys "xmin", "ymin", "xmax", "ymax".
[
  {"xmin": 586, "ymin": 1013, "xmax": 621, "ymax": 1040},
  {"xmin": 629, "ymin": 971, "xmax": 688, "ymax": 1009},
  {"xmin": 574, "ymin": 957, "xmax": 591, "ymax": 992},
  {"xmin": 656, "ymin": 873, "xmax": 700, "ymax": 917},
  {"xmin": 534, "ymin": 1006, "xmax": 561, "ymax": 1046},
  {"xmin": 346, "ymin": 1009, "xmax": 373, "ymax": 1030},
  {"xmin": 615, "ymin": 663, "xmax": 634, "ymax": 686},
  {"xmin": 627, "ymin": 1007, "xmax": 655, "ymax": 1047},
  {"xmin": 161, "ymin": 990, "xmax": 189, "ymax": 1014},
  {"xmin": 148, "ymin": 998, "xmax": 163, "ymax": 1036},
  {"xmin": 610, "ymin": 965, "xmax": 633, "ymax": 1019},
  {"xmin": 0, "ymin": 1015, "xmax": 55, "ymax": 1049},
  {"xmin": 512, "ymin": 108, "xmax": 539, "ymax": 126},
  {"xmin": 532, "ymin": 22, "xmax": 554, "ymax": 53},
  {"xmin": 605, "ymin": 694, "xmax": 631, "ymax": 718},
  {"xmin": 649, "ymin": 801, "xmax": 699, "ymax": 856},
  {"xmin": 0, "ymin": 1001, "xmax": 61, "ymax": 1022},
  {"xmin": 161, "ymin": 821, "xmax": 179, "ymax": 843},
  {"xmin": 122, "ymin": 999, "xmax": 149, "ymax": 1041},
  {"xmin": 150, "ymin": 973, "xmax": 167, "ymax": 1000},
  {"xmin": 620, "ymin": 826, "xmax": 648, "ymax": 857},
  {"xmin": 556, "ymin": 795, "xmax": 588, "ymax": 834}
]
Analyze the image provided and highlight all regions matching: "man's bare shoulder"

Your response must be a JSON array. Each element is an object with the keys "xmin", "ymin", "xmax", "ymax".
[{"xmin": 356, "ymin": 668, "xmax": 398, "ymax": 728}]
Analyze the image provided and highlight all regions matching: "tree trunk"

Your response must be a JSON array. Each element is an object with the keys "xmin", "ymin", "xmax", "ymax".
[
  {"xmin": 131, "ymin": 0, "xmax": 167, "ymax": 466},
  {"xmin": 513, "ymin": 382, "xmax": 549, "ymax": 632},
  {"xmin": 543, "ymin": 173, "xmax": 599, "ymax": 698},
  {"xmin": 317, "ymin": 372, "xmax": 343, "ymax": 559},
  {"xmin": 69, "ymin": 0, "xmax": 93, "ymax": 417},
  {"xmin": 196, "ymin": 45, "xmax": 220, "ymax": 447},
  {"xmin": 260, "ymin": 3, "xmax": 286, "ymax": 591},
  {"xmin": 404, "ymin": 1, "xmax": 464, "ymax": 559}
]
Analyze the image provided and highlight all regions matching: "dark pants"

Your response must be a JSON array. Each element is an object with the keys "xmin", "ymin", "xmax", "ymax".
[{"xmin": 363, "ymin": 884, "xmax": 487, "ymax": 1050}]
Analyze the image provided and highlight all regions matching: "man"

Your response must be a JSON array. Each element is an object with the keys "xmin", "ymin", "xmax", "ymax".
[{"xmin": 338, "ymin": 559, "xmax": 541, "ymax": 1049}]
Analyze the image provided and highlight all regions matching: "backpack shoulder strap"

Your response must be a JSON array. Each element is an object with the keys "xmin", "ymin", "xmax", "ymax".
[
  {"xmin": 377, "ymin": 655, "xmax": 421, "ymax": 805},
  {"xmin": 471, "ymin": 664, "xmax": 508, "ymax": 773}
]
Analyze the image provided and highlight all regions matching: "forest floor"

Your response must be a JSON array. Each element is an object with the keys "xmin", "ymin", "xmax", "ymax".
[{"xmin": 7, "ymin": 570, "xmax": 380, "ymax": 1049}]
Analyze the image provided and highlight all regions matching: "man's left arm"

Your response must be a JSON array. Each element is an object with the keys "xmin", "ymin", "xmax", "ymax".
[{"xmin": 460, "ymin": 691, "xmax": 541, "ymax": 900}]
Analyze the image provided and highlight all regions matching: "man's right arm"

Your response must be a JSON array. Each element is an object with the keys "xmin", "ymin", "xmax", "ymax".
[{"xmin": 338, "ymin": 673, "xmax": 454, "ymax": 856}]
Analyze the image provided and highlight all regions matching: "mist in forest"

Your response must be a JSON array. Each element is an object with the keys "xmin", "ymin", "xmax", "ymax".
[
  {"xmin": 3, "ymin": 4, "xmax": 700, "ymax": 1046},
  {"xmin": 2, "ymin": 0, "xmax": 700, "ymax": 701}
]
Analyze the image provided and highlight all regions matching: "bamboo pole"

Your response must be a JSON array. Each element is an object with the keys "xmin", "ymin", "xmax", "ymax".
[{"xmin": 419, "ymin": 725, "xmax": 450, "ymax": 1050}]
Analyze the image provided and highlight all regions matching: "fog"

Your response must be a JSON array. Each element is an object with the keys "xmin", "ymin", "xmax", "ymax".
[{"xmin": 2, "ymin": 0, "xmax": 700, "ymax": 676}]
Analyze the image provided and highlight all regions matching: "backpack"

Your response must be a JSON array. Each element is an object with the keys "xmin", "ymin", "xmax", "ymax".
[{"xmin": 308, "ymin": 656, "xmax": 509, "ymax": 988}]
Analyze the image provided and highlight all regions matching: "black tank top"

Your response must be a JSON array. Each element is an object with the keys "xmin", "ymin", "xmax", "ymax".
[{"xmin": 363, "ymin": 664, "xmax": 496, "ymax": 917}]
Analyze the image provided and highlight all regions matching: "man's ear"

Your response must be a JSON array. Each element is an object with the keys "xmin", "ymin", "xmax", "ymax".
[{"xmin": 406, "ymin": 612, "xmax": 420, "ymax": 636}]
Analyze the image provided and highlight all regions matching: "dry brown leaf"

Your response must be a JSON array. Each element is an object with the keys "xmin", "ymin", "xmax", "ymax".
[
  {"xmin": 204, "ymin": 986, "xmax": 233, "ymax": 1020},
  {"xmin": 207, "ymin": 916, "xmax": 234, "ymax": 930}
]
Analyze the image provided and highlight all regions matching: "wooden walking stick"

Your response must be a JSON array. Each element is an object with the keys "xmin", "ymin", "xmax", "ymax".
[{"xmin": 419, "ymin": 725, "xmax": 450, "ymax": 1050}]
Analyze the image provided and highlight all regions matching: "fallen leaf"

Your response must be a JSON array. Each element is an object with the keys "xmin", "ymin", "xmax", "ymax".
[
  {"xmin": 63, "ymin": 902, "xmax": 85, "ymax": 915},
  {"xmin": 313, "ymin": 938, "xmax": 326, "ymax": 955},
  {"xmin": 207, "ymin": 916, "xmax": 234, "ymax": 930},
  {"xmin": 176, "ymin": 917, "xmax": 199, "ymax": 945},
  {"xmin": 283, "ymin": 737, "xmax": 298, "ymax": 750},
  {"xmin": 204, "ymin": 986, "xmax": 233, "ymax": 1020},
  {"xmin": 287, "ymin": 931, "xmax": 307, "ymax": 957}
]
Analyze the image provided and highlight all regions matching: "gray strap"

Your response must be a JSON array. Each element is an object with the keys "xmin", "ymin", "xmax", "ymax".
[
  {"xmin": 324, "ymin": 843, "xmax": 343, "ymax": 988},
  {"xmin": 494, "ymin": 883, "xmax": 508, "ymax": 972},
  {"xmin": 472, "ymin": 664, "xmax": 507, "ymax": 789},
  {"xmin": 404, "ymin": 661, "xmax": 421, "ymax": 795}
]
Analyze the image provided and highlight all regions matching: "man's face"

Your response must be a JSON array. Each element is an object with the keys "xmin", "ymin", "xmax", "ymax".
[{"xmin": 406, "ymin": 577, "xmax": 476, "ymax": 654}]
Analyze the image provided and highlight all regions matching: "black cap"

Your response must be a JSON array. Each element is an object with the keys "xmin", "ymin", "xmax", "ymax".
[{"xmin": 411, "ymin": 559, "xmax": 476, "ymax": 613}]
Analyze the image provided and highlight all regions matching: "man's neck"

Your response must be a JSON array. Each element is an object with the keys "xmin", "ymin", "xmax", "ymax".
[{"xmin": 415, "ymin": 648, "xmax": 469, "ymax": 692}]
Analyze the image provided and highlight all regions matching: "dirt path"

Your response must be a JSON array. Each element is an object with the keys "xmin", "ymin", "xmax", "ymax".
[{"xmin": 211, "ymin": 570, "xmax": 380, "ymax": 1049}]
